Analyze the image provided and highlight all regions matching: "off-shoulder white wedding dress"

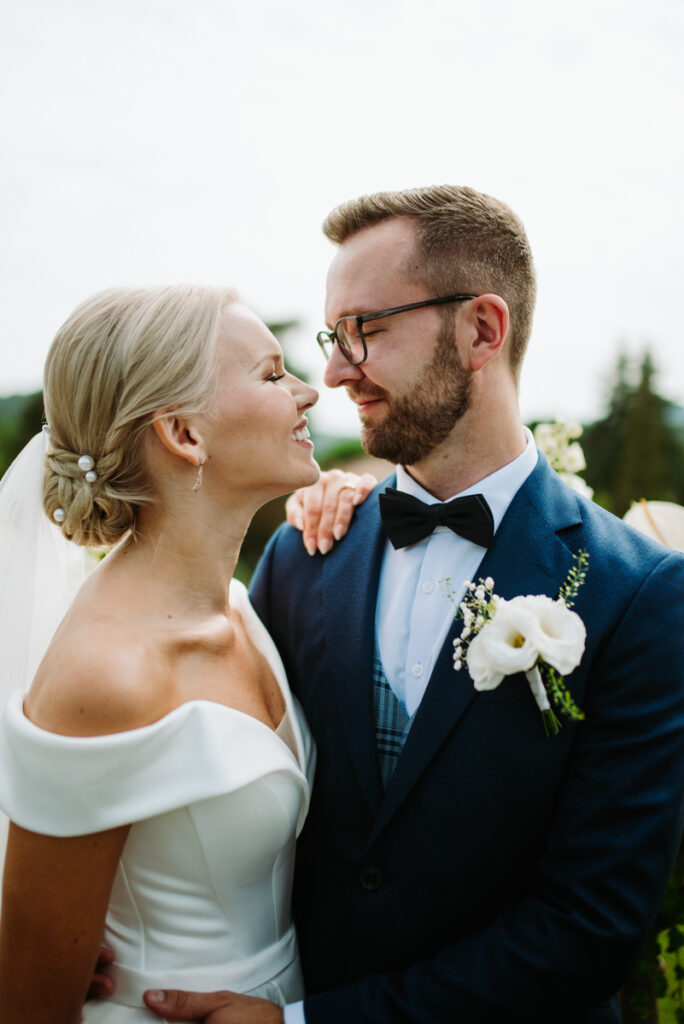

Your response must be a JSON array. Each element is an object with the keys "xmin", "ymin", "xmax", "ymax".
[{"xmin": 0, "ymin": 580, "xmax": 315, "ymax": 1022}]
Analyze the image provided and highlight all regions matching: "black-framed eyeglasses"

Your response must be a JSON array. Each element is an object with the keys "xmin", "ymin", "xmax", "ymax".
[{"xmin": 316, "ymin": 293, "xmax": 477, "ymax": 366}]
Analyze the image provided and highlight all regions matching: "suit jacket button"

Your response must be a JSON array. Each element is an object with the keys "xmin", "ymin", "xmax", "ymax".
[{"xmin": 359, "ymin": 866, "xmax": 383, "ymax": 891}]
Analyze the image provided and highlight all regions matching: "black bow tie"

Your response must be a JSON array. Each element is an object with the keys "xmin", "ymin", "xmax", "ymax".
[{"xmin": 378, "ymin": 487, "xmax": 494, "ymax": 550}]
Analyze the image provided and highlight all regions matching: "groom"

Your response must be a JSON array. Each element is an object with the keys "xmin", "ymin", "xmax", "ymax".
[{"xmin": 146, "ymin": 186, "xmax": 684, "ymax": 1022}]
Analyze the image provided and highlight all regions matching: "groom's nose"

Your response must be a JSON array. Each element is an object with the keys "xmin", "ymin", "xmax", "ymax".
[{"xmin": 323, "ymin": 343, "xmax": 365, "ymax": 389}]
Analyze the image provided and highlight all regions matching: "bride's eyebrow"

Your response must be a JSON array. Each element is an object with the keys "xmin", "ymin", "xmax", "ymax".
[{"xmin": 249, "ymin": 351, "xmax": 282, "ymax": 373}]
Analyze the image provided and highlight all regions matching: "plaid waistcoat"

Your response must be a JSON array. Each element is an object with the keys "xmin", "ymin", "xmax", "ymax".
[{"xmin": 372, "ymin": 650, "xmax": 414, "ymax": 788}]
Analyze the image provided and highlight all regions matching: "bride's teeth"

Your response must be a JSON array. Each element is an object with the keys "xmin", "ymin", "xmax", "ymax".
[{"xmin": 292, "ymin": 426, "xmax": 311, "ymax": 442}]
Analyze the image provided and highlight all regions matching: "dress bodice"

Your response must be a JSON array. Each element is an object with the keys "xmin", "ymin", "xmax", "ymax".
[{"xmin": 0, "ymin": 580, "xmax": 315, "ymax": 1019}]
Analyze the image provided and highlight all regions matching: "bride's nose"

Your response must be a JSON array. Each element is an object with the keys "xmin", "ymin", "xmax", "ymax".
[{"xmin": 293, "ymin": 378, "xmax": 318, "ymax": 411}]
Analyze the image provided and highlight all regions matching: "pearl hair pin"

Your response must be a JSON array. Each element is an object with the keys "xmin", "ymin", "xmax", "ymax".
[
  {"xmin": 51, "ymin": 454, "xmax": 98, "ymax": 525},
  {"xmin": 78, "ymin": 454, "xmax": 98, "ymax": 483}
]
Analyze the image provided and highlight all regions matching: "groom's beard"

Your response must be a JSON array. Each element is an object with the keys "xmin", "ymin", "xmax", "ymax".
[{"xmin": 353, "ymin": 323, "xmax": 473, "ymax": 466}]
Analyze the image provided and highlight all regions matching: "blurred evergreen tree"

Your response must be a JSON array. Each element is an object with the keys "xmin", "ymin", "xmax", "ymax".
[
  {"xmin": 0, "ymin": 391, "xmax": 44, "ymax": 477},
  {"xmin": 582, "ymin": 351, "xmax": 684, "ymax": 516}
]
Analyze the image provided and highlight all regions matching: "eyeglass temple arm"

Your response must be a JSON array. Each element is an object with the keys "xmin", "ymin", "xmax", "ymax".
[{"xmin": 358, "ymin": 294, "xmax": 475, "ymax": 325}]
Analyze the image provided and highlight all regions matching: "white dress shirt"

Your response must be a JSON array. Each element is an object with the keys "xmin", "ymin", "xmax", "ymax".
[
  {"xmin": 283, "ymin": 430, "xmax": 537, "ymax": 1024},
  {"xmin": 376, "ymin": 431, "xmax": 538, "ymax": 714}
]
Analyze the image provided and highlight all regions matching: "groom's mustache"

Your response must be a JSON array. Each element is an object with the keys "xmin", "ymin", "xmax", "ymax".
[{"xmin": 346, "ymin": 384, "xmax": 389, "ymax": 406}]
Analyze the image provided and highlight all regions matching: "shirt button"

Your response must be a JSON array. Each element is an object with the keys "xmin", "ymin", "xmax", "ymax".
[
  {"xmin": 422, "ymin": 580, "xmax": 434, "ymax": 594},
  {"xmin": 412, "ymin": 664, "xmax": 423, "ymax": 678},
  {"xmin": 359, "ymin": 866, "xmax": 383, "ymax": 891}
]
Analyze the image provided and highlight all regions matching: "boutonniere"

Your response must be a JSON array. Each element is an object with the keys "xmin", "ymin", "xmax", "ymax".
[{"xmin": 447, "ymin": 551, "xmax": 589, "ymax": 736}]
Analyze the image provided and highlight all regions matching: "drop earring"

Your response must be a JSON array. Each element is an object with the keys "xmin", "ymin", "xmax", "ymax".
[{"xmin": 192, "ymin": 460, "xmax": 205, "ymax": 492}]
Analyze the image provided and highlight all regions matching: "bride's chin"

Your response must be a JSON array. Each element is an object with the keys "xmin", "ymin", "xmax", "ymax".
[
  {"xmin": 261, "ymin": 462, "xmax": 320, "ymax": 502},
  {"xmin": 293, "ymin": 461, "xmax": 321, "ymax": 489}
]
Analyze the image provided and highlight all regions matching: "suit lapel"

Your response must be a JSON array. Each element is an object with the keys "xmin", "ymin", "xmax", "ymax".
[
  {"xmin": 368, "ymin": 457, "xmax": 584, "ymax": 844},
  {"xmin": 321, "ymin": 476, "xmax": 395, "ymax": 815}
]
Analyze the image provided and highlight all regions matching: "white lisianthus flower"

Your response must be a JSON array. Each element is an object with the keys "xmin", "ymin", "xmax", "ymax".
[
  {"xmin": 466, "ymin": 599, "xmax": 541, "ymax": 690},
  {"xmin": 507, "ymin": 594, "xmax": 586, "ymax": 675},
  {"xmin": 451, "ymin": 552, "xmax": 588, "ymax": 735}
]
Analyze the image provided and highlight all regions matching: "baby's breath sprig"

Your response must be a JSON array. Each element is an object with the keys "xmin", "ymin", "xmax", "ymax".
[
  {"xmin": 558, "ymin": 550, "xmax": 589, "ymax": 608},
  {"xmin": 443, "ymin": 576, "xmax": 497, "ymax": 672}
]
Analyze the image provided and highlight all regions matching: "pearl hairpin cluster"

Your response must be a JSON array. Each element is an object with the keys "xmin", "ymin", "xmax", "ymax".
[
  {"xmin": 53, "ymin": 454, "xmax": 98, "ymax": 524},
  {"xmin": 78, "ymin": 454, "xmax": 98, "ymax": 483}
]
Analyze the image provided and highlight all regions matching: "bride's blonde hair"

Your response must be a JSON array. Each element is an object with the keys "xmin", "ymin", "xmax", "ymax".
[{"xmin": 43, "ymin": 284, "xmax": 236, "ymax": 548}]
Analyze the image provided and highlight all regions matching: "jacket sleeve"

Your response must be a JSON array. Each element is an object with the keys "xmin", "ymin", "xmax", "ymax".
[{"xmin": 302, "ymin": 551, "xmax": 684, "ymax": 1023}]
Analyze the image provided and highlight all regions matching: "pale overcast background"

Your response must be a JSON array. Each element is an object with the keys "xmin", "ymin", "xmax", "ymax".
[{"xmin": 1, "ymin": 0, "xmax": 682, "ymax": 437}]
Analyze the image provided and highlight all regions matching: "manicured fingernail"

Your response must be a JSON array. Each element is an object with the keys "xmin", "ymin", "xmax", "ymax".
[
  {"xmin": 147, "ymin": 991, "xmax": 166, "ymax": 1003},
  {"xmin": 352, "ymin": 493, "xmax": 363, "ymax": 505},
  {"xmin": 333, "ymin": 525, "xmax": 344, "ymax": 541},
  {"xmin": 318, "ymin": 538, "xmax": 332, "ymax": 555},
  {"xmin": 305, "ymin": 538, "xmax": 317, "ymax": 556}
]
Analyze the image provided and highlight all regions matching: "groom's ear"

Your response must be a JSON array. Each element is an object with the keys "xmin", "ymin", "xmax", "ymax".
[
  {"xmin": 460, "ymin": 293, "xmax": 510, "ymax": 372},
  {"xmin": 151, "ymin": 413, "xmax": 205, "ymax": 468}
]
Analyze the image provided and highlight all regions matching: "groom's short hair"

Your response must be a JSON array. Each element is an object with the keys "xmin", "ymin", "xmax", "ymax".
[{"xmin": 322, "ymin": 185, "xmax": 537, "ymax": 376}]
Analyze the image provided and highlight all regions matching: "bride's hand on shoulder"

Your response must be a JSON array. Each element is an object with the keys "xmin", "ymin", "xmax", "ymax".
[{"xmin": 285, "ymin": 469, "xmax": 377, "ymax": 556}]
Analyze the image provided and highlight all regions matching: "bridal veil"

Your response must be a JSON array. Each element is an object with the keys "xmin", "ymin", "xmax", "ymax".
[{"xmin": 0, "ymin": 431, "xmax": 89, "ymax": 879}]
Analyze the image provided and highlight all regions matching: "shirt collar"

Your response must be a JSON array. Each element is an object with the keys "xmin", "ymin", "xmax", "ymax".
[{"xmin": 394, "ymin": 427, "xmax": 538, "ymax": 533}]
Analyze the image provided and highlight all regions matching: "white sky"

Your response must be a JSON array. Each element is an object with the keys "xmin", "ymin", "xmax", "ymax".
[{"xmin": 1, "ymin": 0, "xmax": 683, "ymax": 436}]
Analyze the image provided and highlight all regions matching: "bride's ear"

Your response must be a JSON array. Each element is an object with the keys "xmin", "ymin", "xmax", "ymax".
[{"xmin": 151, "ymin": 413, "xmax": 206, "ymax": 468}]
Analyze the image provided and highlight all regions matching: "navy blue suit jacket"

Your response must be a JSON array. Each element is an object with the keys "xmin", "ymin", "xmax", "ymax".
[{"xmin": 250, "ymin": 455, "xmax": 684, "ymax": 1023}]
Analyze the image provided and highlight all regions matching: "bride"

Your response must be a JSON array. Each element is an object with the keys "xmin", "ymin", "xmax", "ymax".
[{"xmin": 0, "ymin": 285, "xmax": 350, "ymax": 1022}]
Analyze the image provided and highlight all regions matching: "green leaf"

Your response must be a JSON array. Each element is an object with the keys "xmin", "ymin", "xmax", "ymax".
[{"xmin": 667, "ymin": 926, "xmax": 684, "ymax": 952}]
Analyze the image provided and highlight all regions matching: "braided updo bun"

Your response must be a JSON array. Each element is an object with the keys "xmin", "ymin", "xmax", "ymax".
[{"xmin": 43, "ymin": 285, "xmax": 236, "ymax": 548}]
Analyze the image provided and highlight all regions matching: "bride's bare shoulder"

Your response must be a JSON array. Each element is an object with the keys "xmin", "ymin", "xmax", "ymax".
[{"xmin": 25, "ymin": 613, "xmax": 176, "ymax": 738}]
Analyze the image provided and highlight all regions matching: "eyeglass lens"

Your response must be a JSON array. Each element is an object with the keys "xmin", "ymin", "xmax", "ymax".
[{"xmin": 334, "ymin": 318, "xmax": 365, "ymax": 363}]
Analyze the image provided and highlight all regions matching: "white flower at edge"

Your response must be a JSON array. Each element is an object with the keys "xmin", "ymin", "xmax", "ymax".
[
  {"xmin": 533, "ymin": 422, "xmax": 555, "ymax": 449},
  {"xmin": 466, "ymin": 594, "xmax": 586, "ymax": 692},
  {"xmin": 559, "ymin": 472, "xmax": 594, "ymax": 500},
  {"xmin": 563, "ymin": 442, "xmax": 587, "ymax": 473},
  {"xmin": 533, "ymin": 421, "xmax": 592, "ymax": 496}
]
